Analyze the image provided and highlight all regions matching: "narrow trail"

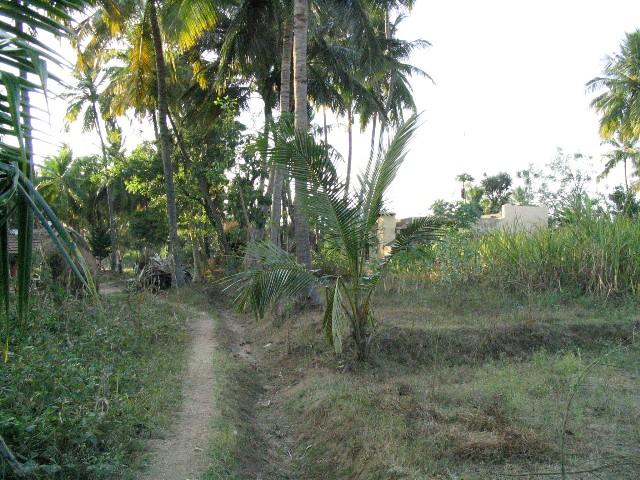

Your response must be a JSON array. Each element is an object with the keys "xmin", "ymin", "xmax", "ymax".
[
  {"xmin": 138, "ymin": 305, "xmax": 216, "ymax": 480},
  {"xmin": 102, "ymin": 280, "xmax": 292, "ymax": 478}
]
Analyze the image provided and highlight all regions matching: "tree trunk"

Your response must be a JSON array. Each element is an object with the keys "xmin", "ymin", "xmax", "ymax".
[
  {"xmin": 323, "ymin": 105, "xmax": 328, "ymax": 147},
  {"xmin": 271, "ymin": 18, "xmax": 294, "ymax": 247},
  {"xmin": 345, "ymin": 106, "xmax": 353, "ymax": 198},
  {"xmin": 197, "ymin": 176, "xmax": 230, "ymax": 256},
  {"xmin": 293, "ymin": 0, "xmax": 312, "ymax": 269},
  {"xmin": 369, "ymin": 113, "xmax": 377, "ymax": 162},
  {"xmin": 377, "ymin": 7, "xmax": 394, "ymax": 155},
  {"xmin": 149, "ymin": 0, "xmax": 185, "ymax": 287},
  {"xmin": 282, "ymin": 180, "xmax": 292, "ymax": 251},
  {"xmin": 255, "ymin": 103, "xmax": 273, "ymax": 242},
  {"xmin": 15, "ymin": 15, "xmax": 33, "ymax": 322},
  {"xmin": 91, "ymin": 101, "xmax": 118, "ymax": 272}
]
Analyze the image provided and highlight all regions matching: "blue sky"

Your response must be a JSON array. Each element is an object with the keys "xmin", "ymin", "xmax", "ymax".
[{"xmin": 35, "ymin": 0, "xmax": 640, "ymax": 218}]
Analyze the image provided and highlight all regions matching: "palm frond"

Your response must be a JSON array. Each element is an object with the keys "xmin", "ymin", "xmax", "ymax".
[
  {"xmin": 223, "ymin": 240, "xmax": 319, "ymax": 318},
  {"xmin": 358, "ymin": 113, "xmax": 420, "ymax": 233},
  {"xmin": 322, "ymin": 279, "xmax": 348, "ymax": 353},
  {"xmin": 1, "ymin": 0, "xmax": 95, "ymax": 334},
  {"xmin": 387, "ymin": 215, "xmax": 448, "ymax": 256},
  {"xmin": 162, "ymin": 0, "xmax": 220, "ymax": 50}
]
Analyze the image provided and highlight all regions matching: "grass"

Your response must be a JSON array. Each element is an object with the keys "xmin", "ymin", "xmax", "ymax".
[
  {"xmin": 0, "ymin": 286, "xmax": 190, "ymax": 479},
  {"xmin": 233, "ymin": 283, "xmax": 640, "ymax": 479},
  {"xmin": 428, "ymin": 214, "xmax": 640, "ymax": 297}
]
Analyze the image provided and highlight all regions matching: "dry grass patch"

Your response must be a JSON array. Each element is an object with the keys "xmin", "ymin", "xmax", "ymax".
[{"xmin": 235, "ymin": 285, "xmax": 640, "ymax": 479}]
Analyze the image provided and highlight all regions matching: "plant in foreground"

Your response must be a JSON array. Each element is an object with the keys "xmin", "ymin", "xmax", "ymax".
[
  {"xmin": 225, "ymin": 114, "xmax": 446, "ymax": 360},
  {"xmin": 1, "ymin": 1, "xmax": 96, "ymax": 474}
]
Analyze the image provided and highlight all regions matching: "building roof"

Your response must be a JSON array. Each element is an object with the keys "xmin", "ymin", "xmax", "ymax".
[{"xmin": 7, "ymin": 225, "xmax": 52, "ymax": 255}]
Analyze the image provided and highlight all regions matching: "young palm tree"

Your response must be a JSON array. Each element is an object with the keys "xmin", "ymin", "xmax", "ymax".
[
  {"xmin": 588, "ymin": 30, "xmax": 640, "ymax": 141},
  {"xmin": 1, "ymin": 0, "xmax": 96, "ymax": 314},
  {"xmin": 225, "ymin": 114, "xmax": 445, "ymax": 360}
]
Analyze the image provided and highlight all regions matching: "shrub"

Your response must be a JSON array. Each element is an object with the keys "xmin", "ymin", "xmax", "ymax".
[
  {"xmin": 414, "ymin": 214, "xmax": 640, "ymax": 298},
  {"xmin": 0, "ymin": 290, "xmax": 188, "ymax": 478}
]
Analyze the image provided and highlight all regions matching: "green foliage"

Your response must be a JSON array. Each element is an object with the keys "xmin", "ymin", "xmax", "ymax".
[
  {"xmin": 480, "ymin": 172, "xmax": 512, "ymax": 214},
  {"xmin": 430, "ymin": 199, "xmax": 482, "ymax": 229},
  {"xmin": 609, "ymin": 185, "xmax": 640, "ymax": 218},
  {"xmin": 0, "ymin": 289, "xmax": 189, "ymax": 478},
  {"xmin": 89, "ymin": 223, "xmax": 112, "ymax": 265},
  {"xmin": 226, "ymin": 115, "xmax": 446, "ymax": 360},
  {"xmin": 430, "ymin": 212, "xmax": 640, "ymax": 297},
  {"xmin": 129, "ymin": 207, "xmax": 170, "ymax": 251}
]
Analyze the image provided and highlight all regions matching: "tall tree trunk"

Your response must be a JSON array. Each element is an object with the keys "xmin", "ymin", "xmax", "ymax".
[
  {"xmin": 323, "ymin": 105, "xmax": 328, "ymax": 147},
  {"xmin": 149, "ymin": 0, "xmax": 185, "ymax": 287},
  {"xmin": 624, "ymin": 158, "xmax": 629, "ymax": 193},
  {"xmin": 197, "ymin": 176, "xmax": 230, "ymax": 256},
  {"xmin": 293, "ymin": 0, "xmax": 312, "ymax": 269},
  {"xmin": 256, "ymin": 103, "xmax": 273, "ymax": 242},
  {"xmin": 91, "ymin": 101, "xmax": 118, "ymax": 272},
  {"xmin": 345, "ymin": 106, "xmax": 353, "ymax": 198},
  {"xmin": 378, "ymin": 7, "xmax": 394, "ymax": 155},
  {"xmin": 369, "ymin": 113, "xmax": 377, "ymax": 161},
  {"xmin": 14, "ymin": 14, "xmax": 34, "ymax": 323},
  {"xmin": 271, "ymin": 18, "xmax": 294, "ymax": 247}
]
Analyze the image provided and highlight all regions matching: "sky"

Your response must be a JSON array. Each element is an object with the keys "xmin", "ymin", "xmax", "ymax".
[{"xmin": 33, "ymin": 0, "xmax": 640, "ymax": 218}]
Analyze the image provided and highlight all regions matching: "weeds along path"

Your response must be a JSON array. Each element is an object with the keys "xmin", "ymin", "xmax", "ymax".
[
  {"xmin": 138, "ymin": 303, "xmax": 216, "ymax": 480},
  {"xmin": 214, "ymin": 305, "xmax": 296, "ymax": 479}
]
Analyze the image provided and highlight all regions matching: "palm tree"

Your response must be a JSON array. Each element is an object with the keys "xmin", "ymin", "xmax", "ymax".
[
  {"xmin": 455, "ymin": 173, "xmax": 474, "ymax": 201},
  {"xmin": 270, "ymin": 18, "xmax": 294, "ymax": 247},
  {"xmin": 588, "ymin": 30, "xmax": 640, "ymax": 141},
  {"xmin": 148, "ymin": 0, "xmax": 185, "ymax": 286},
  {"xmin": 600, "ymin": 135, "xmax": 640, "ymax": 192},
  {"xmin": 226, "ymin": 115, "xmax": 445, "ymax": 360},
  {"xmin": 65, "ymin": 55, "xmax": 119, "ymax": 271},
  {"xmin": 292, "ymin": 0, "xmax": 314, "ymax": 273},
  {"xmin": 213, "ymin": 0, "xmax": 282, "ymax": 244},
  {"xmin": 83, "ymin": 0, "xmax": 219, "ymax": 286},
  {"xmin": 37, "ymin": 146, "xmax": 84, "ymax": 228}
]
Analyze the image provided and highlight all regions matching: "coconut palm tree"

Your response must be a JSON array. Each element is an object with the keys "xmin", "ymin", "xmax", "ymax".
[
  {"xmin": 226, "ymin": 114, "xmax": 445, "ymax": 360},
  {"xmin": 600, "ymin": 135, "xmax": 640, "ymax": 192},
  {"xmin": 81, "ymin": 0, "xmax": 219, "ymax": 286},
  {"xmin": 588, "ymin": 30, "xmax": 640, "ymax": 142},
  {"xmin": 37, "ymin": 146, "xmax": 85, "ymax": 227},
  {"xmin": 65, "ymin": 55, "xmax": 120, "ymax": 270},
  {"xmin": 292, "ymin": 0, "xmax": 314, "ymax": 273}
]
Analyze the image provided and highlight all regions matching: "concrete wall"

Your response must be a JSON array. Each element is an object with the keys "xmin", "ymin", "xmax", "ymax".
[
  {"xmin": 377, "ymin": 213, "xmax": 397, "ymax": 257},
  {"xmin": 477, "ymin": 204, "xmax": 548, "ymax": 232},
  {"xmin": 375, "ymin": 205, "xmax": 548, "ymax": 258}
]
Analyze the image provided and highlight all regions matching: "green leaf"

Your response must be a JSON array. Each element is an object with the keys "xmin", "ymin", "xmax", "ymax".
[
  {"xmin": 322, "ymin": 280, "xmax": 348, "ymax": 353},
  {"xmin": 223, "ymin": 241, "xmax": 319, "ymax": 318}
]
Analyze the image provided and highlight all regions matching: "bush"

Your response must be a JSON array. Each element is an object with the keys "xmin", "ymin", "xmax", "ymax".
[
  {"xmin": 406, "ymin": 214, "xmax": 640, "ymax": 298},
  {"xmin": 0, "ymin": 290, "xmax": 189, "ymax": 478}
]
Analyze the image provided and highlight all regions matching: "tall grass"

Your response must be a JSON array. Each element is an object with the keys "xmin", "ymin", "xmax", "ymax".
[{"xmin": 430, "ymin": 215, "xmax": 640, "ymax": 297}]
